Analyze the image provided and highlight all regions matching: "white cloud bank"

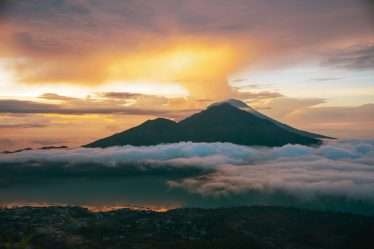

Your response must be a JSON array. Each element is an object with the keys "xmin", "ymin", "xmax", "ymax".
[
  {"xmin": 169, "ymin": 141, "xmax": 374, "ymax": 202},
  {"xmin": 1, "ymin": 140, "xmax": 374, "ymax": 209}
]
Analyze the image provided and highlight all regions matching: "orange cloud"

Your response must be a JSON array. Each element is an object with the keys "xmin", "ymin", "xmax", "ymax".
[
  {"xmin": 6, "ymin": 33, "xmax": 252, "ymax": 99},
  {"xmin": 107, "ymin": 37, "xmax": 252, "ymax": 98}
]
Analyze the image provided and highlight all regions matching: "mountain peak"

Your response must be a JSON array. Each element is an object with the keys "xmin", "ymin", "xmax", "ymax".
[
  {"xmin": 85, "ymin": 98, "xmax": 332, "ymax": 148},
  {"xmin": 208, "ymin": 99, "xmax": 257, "ymax": 113},
  {"xmin": 144, "ymin": 118, "xmax": 175, "ymax": 125},
  {"xmin": 209, "ymin": 99, "xmax": 247, "ymax": 108}
]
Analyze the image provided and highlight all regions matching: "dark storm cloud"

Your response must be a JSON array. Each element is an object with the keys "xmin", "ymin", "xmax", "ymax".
[
  {"xmin": 2, "ymin": 0, "xmax": 372, "ymax": 49},
  {"xmin": 323, "ymin": 44, "xmax": 374, "ymax": 70},
  {"xmin": 0, "ymin": 0, "xmax": 16, "ymax": 21},
  {"xmin": 2, "ymin": 0, "xmax": 90, "ymax": 22},
  {"xmin": 363, "ymin": 0, "xmax": 374, "ymax": 23}
]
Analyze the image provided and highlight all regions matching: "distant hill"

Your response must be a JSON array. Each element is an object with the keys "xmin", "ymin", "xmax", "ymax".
[
  {"xmin": 85, "ymin": 99, "xmax": 333, "ymax": 148},
  {"xmin": 2, "ymin": 146, "xmax": 68, "ymax": 154}
]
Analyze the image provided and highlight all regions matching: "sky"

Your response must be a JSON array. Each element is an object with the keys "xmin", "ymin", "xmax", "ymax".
[{"xmin": 0, "ymin": 0, "xmax": 373, "ymax": 150}]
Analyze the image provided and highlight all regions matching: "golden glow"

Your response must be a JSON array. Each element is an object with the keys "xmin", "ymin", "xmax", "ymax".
[
  {"xmin": 0, "ymin": 61, "xmax": 14, "ymax": 87},
  {"xmin": 107, "ymin": 38, "xmax": 250, "ymax": 98},
  {"xmin": 100, "ymin": 82, "xmax": 189, "ymax": 97},
  {"xmin": 2, "ymin": 37, "xmax": 251, "ymax": 99},
  {"xmin": 109, "ymin": 42, "xmax": 238, "ymax": 80}
]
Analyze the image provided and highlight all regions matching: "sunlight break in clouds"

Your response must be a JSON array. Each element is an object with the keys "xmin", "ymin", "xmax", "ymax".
[{"xmin": 106, "ymin": 38, "xmax": 251, "ymax": 99}]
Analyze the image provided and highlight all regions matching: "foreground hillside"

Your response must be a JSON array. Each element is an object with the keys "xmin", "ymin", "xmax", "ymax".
[{"xmin": 1, "ymin": 206, "xmax": 373, "ymax": 249}]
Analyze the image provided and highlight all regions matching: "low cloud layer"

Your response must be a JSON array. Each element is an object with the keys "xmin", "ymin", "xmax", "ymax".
[{"xmin": 1, "ymin": 140, "xmax": 374, "ymax": 214}]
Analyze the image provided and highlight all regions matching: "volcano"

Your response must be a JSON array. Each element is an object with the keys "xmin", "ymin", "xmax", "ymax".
[{"xmin": 85, "ymin": 99, "xmax": 332, "ymax": 148}]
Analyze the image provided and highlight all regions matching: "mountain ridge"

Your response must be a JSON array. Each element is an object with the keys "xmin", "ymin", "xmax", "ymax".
[{"xmin": 85, "ymin": 99, "xmax": 333, "ymax": 148}]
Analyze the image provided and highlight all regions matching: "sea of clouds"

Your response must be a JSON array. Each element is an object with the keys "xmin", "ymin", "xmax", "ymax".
[{"xmin": 1, "ymin": 140, "xmax": 374, "ymax": 214}]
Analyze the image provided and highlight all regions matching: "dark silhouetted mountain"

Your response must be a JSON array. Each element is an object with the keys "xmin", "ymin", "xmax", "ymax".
[
  {"xmin": 86, "ymin": 118, "xmax": 178, "ymax": 147},
  {"xmin": 85, "ymin": 99, "xmax": 333, "ymax": 148}
]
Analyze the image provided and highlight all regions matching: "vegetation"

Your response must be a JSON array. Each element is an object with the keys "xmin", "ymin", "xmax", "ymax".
[{"xmin": 1, "ymin": 206, "xmax": 373, "ymax": 249}]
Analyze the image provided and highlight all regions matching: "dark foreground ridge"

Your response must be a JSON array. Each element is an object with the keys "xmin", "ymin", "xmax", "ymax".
[
  {"xmin": 0, "ymin": 206, "xmax": 372, "ymax": 249},
  {"xmin": 85, "ymin": 99, "xmax": 333, "ymax": 148}
]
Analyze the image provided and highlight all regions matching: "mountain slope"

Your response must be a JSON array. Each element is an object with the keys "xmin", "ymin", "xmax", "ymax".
[
  {"xmin": 85, "ymin": 99, "xmax": 332, "ymax": 148},
  {"xmin": 212, "ymin": 99, "xmax": 332, "ymax": 139},
  {"xmin": 86, "ymin": 118, "xmax": 178, "ymax": 147}
]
